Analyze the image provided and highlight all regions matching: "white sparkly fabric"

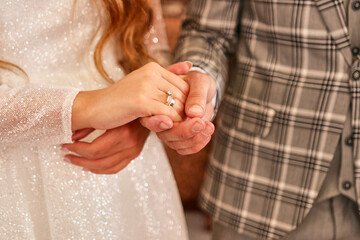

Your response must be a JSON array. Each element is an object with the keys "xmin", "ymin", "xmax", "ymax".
[{"xmin": 0, "ymin": 0, "xmax": 188, "ymax": 239}]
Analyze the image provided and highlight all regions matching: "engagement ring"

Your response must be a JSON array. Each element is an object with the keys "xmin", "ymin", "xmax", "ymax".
[{"xmin": 165, "ymin": 90, "xmax": 175, "ymax": 107}]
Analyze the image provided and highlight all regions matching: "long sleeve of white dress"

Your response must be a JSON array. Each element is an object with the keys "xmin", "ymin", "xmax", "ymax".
[
  {"xmin": 0, "ymin": 0, "xmax": 169, "ymax": 148},
  {"xmin": 0, "ymin": 83, "xmax": 79, "ymax": 146}
]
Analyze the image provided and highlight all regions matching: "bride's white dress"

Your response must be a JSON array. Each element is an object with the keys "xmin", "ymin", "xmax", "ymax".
[{"xmin": 0, "ymin": 0, "xmax": 188, "ymax": 239}]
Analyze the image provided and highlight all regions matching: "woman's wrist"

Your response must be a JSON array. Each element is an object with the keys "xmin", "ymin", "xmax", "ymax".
[{"xmin": 71, "ymin": 91, "xmax": 95, "ymax": 131}]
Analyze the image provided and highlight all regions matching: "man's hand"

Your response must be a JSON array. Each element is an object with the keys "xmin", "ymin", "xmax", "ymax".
[
  {"xmin": 158, "ymin": 117, "xmax": 214, "ymax": 155},
  {"xmin": 141, "ymin": 63, "xmax": 217, "ymax": 155},
  {"xmin": 62, "ymin": 120, "xmax": 149, "ymax": 174},
  {"xmin": 165, "ymin": 63, "xmax": 216, "ymax": 119},
  {"xmin": 183, "ymin": 71, "xmax": 216, "ymax": 119},
  {"xmin": 141, "ymin": 115, "xmax": 215, "ymax": 155}
]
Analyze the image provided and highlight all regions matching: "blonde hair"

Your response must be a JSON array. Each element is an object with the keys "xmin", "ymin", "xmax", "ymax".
[
  {"xmin": 1, "ymin": 0, "xmax": 155, "ymax": 84},
  {"xmin": 0, "ymin": 60, "xmax": 29, "ymax": 79}
]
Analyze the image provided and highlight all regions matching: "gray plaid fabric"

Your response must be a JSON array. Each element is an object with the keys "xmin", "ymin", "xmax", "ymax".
[{"xmin": 175, "ymin": 0, "xmax": 360, "ymax": 239}]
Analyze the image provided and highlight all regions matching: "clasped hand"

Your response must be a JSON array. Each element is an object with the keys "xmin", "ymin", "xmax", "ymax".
[{"xmin": 62, "ymin": 62, "xmax": 216, "ymax": 174}]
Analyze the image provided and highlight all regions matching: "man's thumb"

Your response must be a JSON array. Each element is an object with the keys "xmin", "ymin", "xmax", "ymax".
[{"xmin": 166, "ymin": 61, "xmax": 192, "ymax": 75}]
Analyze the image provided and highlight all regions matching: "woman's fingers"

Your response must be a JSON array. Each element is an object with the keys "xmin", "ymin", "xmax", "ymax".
[
  {"xmin": 151, "ymin": 89, "xmax": 185, "ymax": 119},
  {"xmin": 159, "ymin": 67, "xmax": 190, "ymax": 96},
  {"xmin": 144, "ymin": 62, "xmax": 189, "ymax": 96},
  {"xmin": 159, "ymin": 86, "xmax": 187, "ymax": 107},
  {"xmin": 120, "ymin": 62, "xmax": 187, "ymax": 120},
  {"xmin": 153, "ymin": 87, "xmax": 186, "ymax": 110},
  {"xmin": 77, "ymin": 62, "xmax": 190, "ymax": 131},
  {"xmin": 141, "ymin": 64, "xmax": 188, "ymax": 109},
  {"xmin": 145, "ymin": 101, "xmax": 184, "ymax": 122}
]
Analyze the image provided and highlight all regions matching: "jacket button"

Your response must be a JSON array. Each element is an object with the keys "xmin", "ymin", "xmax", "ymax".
[
  {"xmin": 342, "ymin": 181, "xmax": 352, "ymax": 190},
  {"xmin": 352, "ymin": 70, "xmax": 360, "ymax": 81},
  {"xmin": 345, "ymin": 136, "xmax": 353, "ymax": 146},
  {"xmin": 353, "ymin": 0, "xmax": 360, "ymax": 10},
  {"xmin": 352, "ymin": 47, "xmax": 360, "ymax": 57}
]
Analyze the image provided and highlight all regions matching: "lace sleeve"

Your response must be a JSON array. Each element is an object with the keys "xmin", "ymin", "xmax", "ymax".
[
  {"xmin": 145, "ymin": 0, "xmax": 172, "ymax": 66},
  {"xmin": 0, "ymin": 83, "xmax": 79, "ymax": 147}
]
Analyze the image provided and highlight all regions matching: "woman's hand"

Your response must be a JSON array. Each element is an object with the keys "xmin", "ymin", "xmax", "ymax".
[
  {"xmin": 71, "ymin": 62, "xmax": 189, "ymax": 131},
  {"xmin": 62, "ymin": 120, "xmax": 149, "ymax": 174},
  {"xmin": 141, "ymin": 62, "xmax": 216, "ymax": 155}
]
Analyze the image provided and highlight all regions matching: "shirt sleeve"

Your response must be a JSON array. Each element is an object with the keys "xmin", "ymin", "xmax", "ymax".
[
  {"xmin": 0, "ymin": 83, "xmax": 80, "ymax": 147},
  {"xmin": 174, "ymin": 0, "xmax": 240, "ymax": 108}
]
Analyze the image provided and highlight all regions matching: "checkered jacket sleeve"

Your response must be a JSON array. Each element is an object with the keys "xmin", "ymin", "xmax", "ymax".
[
  {"xmin": 174, "ymin": 0, "xmax": 241, "ymax": 108},
  {"xmin": 173, "ymin": 0, "xmax": 360, "ymax": 238}
]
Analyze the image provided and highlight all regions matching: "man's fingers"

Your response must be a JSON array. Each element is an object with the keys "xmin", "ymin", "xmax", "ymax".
[
  {"xmin": 72, "ymin": 128, "xmax": 95, "ymax": 141},
  {"xmin": 176, "ymin": 137, "xmax": 212, "ymax": 155},
  {"xmin": 165, "ymin": 125, "xmax": 213, "ymax": 150},
  {"xmin": 140, "ymin": 115, "xmax": 173, "ymax": 132},
  {"xmin": 156, "ymin": 118, "xmax": 206, "ymax": 142},
  {"xmin": 166, "ymin": 61, "xmax": 192, "ymax": 75},
  {"xmin": 203, "ymin": 102, "xmax": 215, "ymax": 121},
  {"xmin": 185, "ymin": 72, "xmax": 216, "ymax": 118},
  {"xmin": 163, "ymin": 121, "xmax": 214, "ymax": 155},
  {"xmin": 89, "ymin": 156, "xmax": 133, "ymax": 174},
  {"xmin": 63, "ymin": 128, "xmax": 130, "ymax": 159},
  {"xmin": 64, "ymin": 148, "xmax": 134, "ymax": 171}
]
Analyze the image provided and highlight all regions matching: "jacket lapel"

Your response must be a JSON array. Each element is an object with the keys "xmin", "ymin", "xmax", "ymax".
[{"xmin": 314, "ymin": 0, "xmax": 352, "ymax": 66}]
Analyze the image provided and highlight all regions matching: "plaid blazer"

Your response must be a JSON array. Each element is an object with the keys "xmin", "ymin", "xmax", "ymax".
[{"xmin": 175, "ymin": 0, "xmax": 360, "ymax": 238}]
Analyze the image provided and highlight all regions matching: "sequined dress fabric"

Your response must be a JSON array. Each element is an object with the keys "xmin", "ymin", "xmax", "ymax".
[{"xmin": 0, "ymin": 0, "xmax": 187, "ymax": 239}]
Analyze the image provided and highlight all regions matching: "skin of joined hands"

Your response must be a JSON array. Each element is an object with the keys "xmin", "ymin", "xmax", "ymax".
[
  {"xmin": 71, "ymin": 62, "xmax": 189, "ymax": 132},
  {"xmin": 65, "ymin": 62, "xmax": 216, "ymax": 174},
  {"xmin": 141, "ymin": 68, "xmax": 217, "ymax": 155},
  {"xmin": 184, "ymin": 71, "xmax": 217, "ymax": 118},
  {"xmin": 64, "ymin": 62, "xmax": 193, "ymax": 173},
  {"xmin": 63, "ymin": 120, "xmax": 150, "ymax": 174}
]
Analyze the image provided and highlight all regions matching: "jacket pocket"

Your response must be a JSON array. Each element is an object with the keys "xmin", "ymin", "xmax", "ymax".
[{"xmin": 222, "ymin": 98, "xmax": 276, "ymax": 138}]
